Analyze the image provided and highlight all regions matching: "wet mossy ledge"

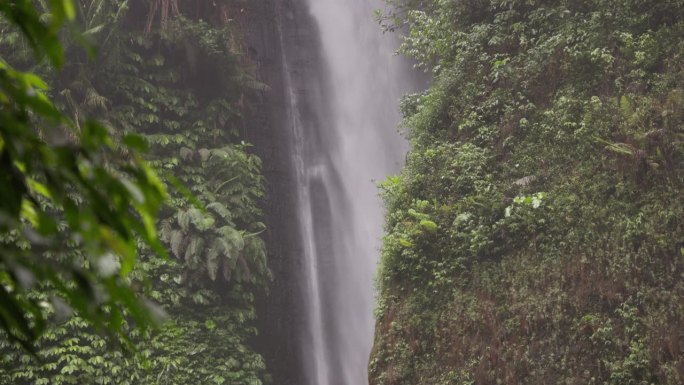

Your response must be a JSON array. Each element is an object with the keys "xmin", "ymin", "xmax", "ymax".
[{"xmin": 371, "ymin": 1, "xmax": 684, "ymax": 384}]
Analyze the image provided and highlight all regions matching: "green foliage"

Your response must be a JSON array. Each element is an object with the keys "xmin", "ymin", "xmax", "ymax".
[
  {"xmin": 0, "ymin": 0, "xmax": 167, "ymax": 351},
  {"xmin": 372, "ymin": 1, "xmax": 684, "ymax": 384},
  {"xmin": 1, "ymin": 0, "xmax": 269, "ymax": 383}
]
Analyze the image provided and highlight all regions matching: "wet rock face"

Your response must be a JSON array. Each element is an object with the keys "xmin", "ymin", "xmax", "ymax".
[
  {"xmin": 241, "ymin": 1, "xmax": 327, "ymax": 384},
  {"xmin": 241, "ymin": 3, "xmax": 303, "ymax": 384},
  {"xmin": 242, "ymin": 1, "xmax": 413, "ymax": 383}
]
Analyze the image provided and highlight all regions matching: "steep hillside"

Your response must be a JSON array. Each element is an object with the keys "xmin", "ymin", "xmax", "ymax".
[{"xmin": 371, "ymin": 1, "xmax": 684, "ymax": 384}]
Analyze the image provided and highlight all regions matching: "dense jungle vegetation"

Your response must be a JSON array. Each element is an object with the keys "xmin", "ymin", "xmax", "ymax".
[
  {"xmin": 371, "ymin": 0, "xmax": 684, "ymax": 384},
  {"xmin": 0, "ymin": 1, "xmax": 269, "ymax": 384}
]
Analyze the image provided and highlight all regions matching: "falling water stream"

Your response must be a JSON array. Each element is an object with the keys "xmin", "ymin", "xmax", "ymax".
[{"xmin": 282, "ymin": 0, "xmax": 416, "ymax": 384}]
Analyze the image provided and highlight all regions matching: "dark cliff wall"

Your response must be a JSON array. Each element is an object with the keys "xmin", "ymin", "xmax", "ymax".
[
  {"xmin": 242, "ymin": 2, "xmax": 305, "ymax": 384},
  {"xmin": 241, "ymin": 1, "xmax": 328, "ymax": 384}
]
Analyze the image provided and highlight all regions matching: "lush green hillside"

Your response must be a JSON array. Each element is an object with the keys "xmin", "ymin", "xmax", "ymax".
[
  {"xmin": 0, "ymin": 1, "xmax": 269, "ymax": 384},
  {"xmin": 371, "ymin": 1, "xmax": 684, "ymax": 384}
]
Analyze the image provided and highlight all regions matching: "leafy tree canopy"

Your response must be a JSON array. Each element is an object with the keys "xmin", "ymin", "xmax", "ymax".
[
  {"xmin": 0, "ymin": 0, "xmax": 167, "ymax": 351},
  {"xmin": 0, "ymin": 1, "xmax": 271, "ymax": 384}
]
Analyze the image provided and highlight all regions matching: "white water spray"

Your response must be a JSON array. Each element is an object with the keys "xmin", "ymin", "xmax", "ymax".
[{"xmin": 286, "ymin": 0, "xmax": 416, "ymax": 384}]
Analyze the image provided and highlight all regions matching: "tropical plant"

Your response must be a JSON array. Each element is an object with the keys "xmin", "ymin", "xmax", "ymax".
[
  {"xmin": 0, "ymin": 1, "xmax": 271, "ymax": 383},
  {"xmin": 372, "ymin": 1, "xmax": 684, "ymax": 384},
  {"xmin": 0, "ymin": 0, "xmax": 166, "ymax": 351}
]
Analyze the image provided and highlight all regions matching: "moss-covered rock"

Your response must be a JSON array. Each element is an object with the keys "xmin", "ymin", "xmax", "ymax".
[{"xmin": 372, "ymin": 1, "xmax": 684, "ymax": 384}]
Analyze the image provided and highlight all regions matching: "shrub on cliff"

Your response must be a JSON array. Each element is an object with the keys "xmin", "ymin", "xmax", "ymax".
[{"xmin": 372, "ymin": 1, "xmax": 684, "ymax": 384}]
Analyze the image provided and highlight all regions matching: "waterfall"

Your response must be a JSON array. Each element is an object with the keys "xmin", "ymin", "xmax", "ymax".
[{"xmin": 280, "ymin": 0, "xmax": 416, "ymax": 384}]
